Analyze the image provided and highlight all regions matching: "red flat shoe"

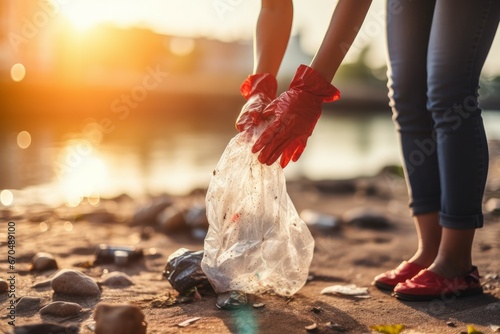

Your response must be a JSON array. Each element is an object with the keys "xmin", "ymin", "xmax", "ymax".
[
  {"xmin": 372, "ymin": 261, "xmax": 425, "ymax": 291},
  {"xmin": 393, "ymin": 266, "xmax": 483, "ymax": 301}
]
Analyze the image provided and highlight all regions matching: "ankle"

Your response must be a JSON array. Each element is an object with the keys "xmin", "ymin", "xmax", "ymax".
[{"xmin": 428, "ymin": 261, "xmax": 472, "ymax": 278}]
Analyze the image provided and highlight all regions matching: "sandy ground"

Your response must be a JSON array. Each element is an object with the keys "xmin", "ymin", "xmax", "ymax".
[{"xmin": 1, "ymin": 156, "xmax": 500, "ymax": 333}]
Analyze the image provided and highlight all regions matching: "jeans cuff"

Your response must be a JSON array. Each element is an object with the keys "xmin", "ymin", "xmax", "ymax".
[
  {"xmin": 409, "ymin": 198, "xmax": 441, "ymax": 216},
  {"xmin": 439, "ymin": 212, "xmax": 484, "ymax": 229}
]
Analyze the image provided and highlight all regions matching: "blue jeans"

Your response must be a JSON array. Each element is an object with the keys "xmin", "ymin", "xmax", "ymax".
[{"xmin": 386, "ymin": 0, "xmax": 500, "ymax": 229}]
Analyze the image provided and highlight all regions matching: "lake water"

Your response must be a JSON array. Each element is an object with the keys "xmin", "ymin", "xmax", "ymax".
[{"xmin": 2, "ymin": 110, "xmax": 500, "ymax": 207}]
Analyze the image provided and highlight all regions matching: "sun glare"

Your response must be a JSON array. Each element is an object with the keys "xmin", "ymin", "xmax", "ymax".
[{"xmin": 59, "ymin": 0, "xmax": 136, "ymax": 32}]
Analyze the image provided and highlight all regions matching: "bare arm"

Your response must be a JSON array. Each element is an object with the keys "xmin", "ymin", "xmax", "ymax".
[
  {"xmin": 310, "ymin": 0, "xmax": 373, "ymax": 82},
  {"xmin": 253, "ymin": 0, "xmax": 293, "ymax": 76}
]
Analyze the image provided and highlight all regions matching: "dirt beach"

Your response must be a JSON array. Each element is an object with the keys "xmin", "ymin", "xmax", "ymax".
[{"xmin": 1, "ymin": 146, "xmax": 500, "ymax": 334}]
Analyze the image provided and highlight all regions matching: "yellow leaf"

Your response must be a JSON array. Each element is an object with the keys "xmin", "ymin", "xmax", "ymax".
[
  {"xmin": 370, "ymin": 324, "xmax": 405, "ymax": 334},
  {"xmin": 467, "ymin": 325, "xmax": 484, "ymax": 334}
]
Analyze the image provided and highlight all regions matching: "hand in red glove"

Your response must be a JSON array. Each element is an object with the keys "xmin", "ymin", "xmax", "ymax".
[
  {"xmin": 252, "ymin": 64, "xmax": 340, "ymax": 168},
  {"xmin": 235, "ymin": 73, "xmax": 278, "ymax": 132}
]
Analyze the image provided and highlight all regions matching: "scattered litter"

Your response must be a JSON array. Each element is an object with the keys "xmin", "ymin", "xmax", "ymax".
[
  {"xmin": 369, "ymin": 324, "xmax": 405, "ymax": 334},
  {"xmin": 305, "ymin": 322, "xmax": 317, "ymax": 331},
  {"xmin": 311, "ymin": 306, "xmax": 323, "ymax": 314},
  {"xmin": 252, "ymin": 303, "xmax": 265, "ymax": 308},
  {"xmin": 163, "ymin": 248, "xmax": 212, "ymax": 295},
  {"xmin": 216, "ymin": 290, "xmax": 247, "ymax": 310},
  {"xmin": 490, "ymin": 324, "xmax": 500, "ymax": 332},
  {"xmin": 300, "ymin": 209, "xmax": 340, "ymax": 233},
  {"xmin": 446, "ymin": 321, "xmax": 456, "ymax": 327},
  {"xmin": 320, "ymin": 284, "xmax": 370, "ymax": 298},
  {"xmin": 326, "ymin": 322, "xmax": 346, "ymax": 332},
  {"xmin": 467, "ymin": 325, "xmax": 483, "ymax": 334},
  {"xmin": 93, "ymin": 244, "xmax": 144, "ymax": 266},
  {"xmin": 178, "ymin": 317, "xmax": 201, "ymax": 327}
]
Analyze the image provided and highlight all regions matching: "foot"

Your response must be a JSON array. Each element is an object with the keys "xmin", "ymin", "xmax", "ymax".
[
  {"xmin": 393, "ymin": 266, "xmax": 483, "ymax": 301},
  {"xmin": 372, "ymin": 261, "xmax": 426, "ymax": 291}
]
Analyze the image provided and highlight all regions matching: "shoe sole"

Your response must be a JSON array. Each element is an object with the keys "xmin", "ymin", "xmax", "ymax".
[
  {"xmin": 394, "ymin": 286, "xmax": 484, "ymax": 302},
  {"xmin": 373, "ymin": 281, "xmax": 396, "ymax": 292}
]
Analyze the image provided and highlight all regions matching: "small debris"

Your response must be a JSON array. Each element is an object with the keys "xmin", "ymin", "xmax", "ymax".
[
  {"xmin": 370, "ymin": 324, "xmax": 405, "ymax": 334},
  {"xmin": 490, "ymin": 324, "xmax": 500, "ymax": 332},
  {"xmin": 311, "ymin": 306, "xmax": 323, "ymax": 314},
  {"xmin": 178, "ymin": 317, "xmax": 201, "ymax": 327},
  {"xmin": 252, "ymin": 303, "xmax": 265, "ymax": 308},
  {"xmin": 216, "ymin": 291, "xmax": 247, "ymax": 310},
  {"xmin": 94, "ymin": 244, "xmax": 144, "ymax": 266},
  {"xmin": 447, "ymin": 321, "xmax": 456, "ymax": 327},
  {"xmin": 342, "ymin": 207, "xmax": 392, "ymax": 230},
  {"xmin": 305, "ymin": 322, "xmax": 317, "ymax": 332},
  {"xmin": 467, "ymin": 325, "xmax": 483, "ymax": 334},
  {"xmin": 325, "ymin": 322, "xmax": 346, "ymax": 332},
  {"xmin": 320, "ymin": 284, "xmax": 370, "ymax": 298}
]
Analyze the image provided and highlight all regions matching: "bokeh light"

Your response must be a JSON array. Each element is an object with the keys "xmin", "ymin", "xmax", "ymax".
[
  {"xmin": 17, "ymin": 131, "xmax": 32, "ymax": 149},
  {"xmin": 169, "ymin": 37, "xmax": 195, "ymax": 56},
  {"xmin": 39, "ymin": 222, "xmax": 49, "ymax": 232},
  {"xmin": 10, "ymin": 63, "xmax": 26, "ymax": 82},
  {"xmin": 0, "ymin": 190, "xmax": 14, "ymax": 206}
]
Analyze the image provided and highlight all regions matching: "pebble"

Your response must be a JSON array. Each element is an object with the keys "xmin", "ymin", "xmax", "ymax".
[
  {"xmin": 101, "ymin": 272, "xmax": 135, "ymax": 288},
  {"xmin": 341, "ymin": 207, "xmax": 392, "ymax": 230},
  {"xmin": 15, "ymin": 297, "xmax": 42, "ymax": 314},
  {"xmin": 51, "ymin": 269, "xmax": 101, "ymax": 296},
  {"xmin": 132, "ymin": 196, "xmax": 172, "ymax": 226},
  {"xmin": 40, "ymin": 301, "xmax": 82, "ymax": 317},
  {"xmin": 252, "ymin": 303, "xmax": 265, "ymax": 308},
  {"xmin": 216, "ymin": 291, "xmax": 248, "ymax": 310},
  {"xmin": 305, "ymin": 322, "xmax": 318, "ymax": 331},
  {"xmin": 485, "ymin": 197, "xmax": 500, "ymax": 214},
  {"xmin": 0, "ymin": 279, "xmax": 8, "ymax": 292},
  {"xmin": 94, "ymin": 303, "xmax": 147, "ymax": 334},
  {"xmin": 13, "ymin": 323, "xmax": 80, "ymax": 334},
  {"xmin": 30, "ymin": 252, "xmax": 58, "ymax": 272},
  {"xmin": 325, "ymin": 322, "xmax": 347, "ymax": 332}
]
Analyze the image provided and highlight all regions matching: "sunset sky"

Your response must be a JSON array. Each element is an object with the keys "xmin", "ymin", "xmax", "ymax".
[{"xmin": 57, "ymin": 0, "xmax": 500, "ymax": 75}]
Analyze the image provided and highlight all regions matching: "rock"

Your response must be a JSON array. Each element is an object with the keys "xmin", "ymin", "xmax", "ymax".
[
  {"xmin": 51, "ymin": 269, "xmax": 101, "ymax": 296},
  {"xmin": 312, "ymin": 179, "xmax": 357, "ymax": 194},
  {"xmin": 40, "ymin": 301, "xmax": 82, "ymax": 317},
  {"xmin": 94, "ymin": 303, "xmax": 147, "ymax": 334},
  {"xmin": 16, "ymin": 297, "xmax": 42, "ymax": 313},
  {"xmin": 13, "ymin": 323, "xmax": 80, "ymax": 334},
  {"xmin": 132, "ymin": 196, "xmax": 173, "ymax": 226},
  {"xmin": 157, "ymin": 206, "xmax": 188, "ymax": 233},
  {"xmin": 216, "ymin": 291, "xmax": 248, "ymax": 310},
  {"xmin": 30, "ymin": 252, "xmax": 58, "ymax": 272},
  {"xmin": 485, "ymin": 197, "xmax": 500, "ymax": 214},
  {"xmin": 341, "ymin": 207, "xmax": 392, "ymax": 230},
  {"xmin": 93, "ymin": 244, "xmax": 144, "ymax": 266},
  {"xmin": 184, "ymin": 205, "xmax": 209, "ymax": 229},
  {"xmin": 0, "ymin": 278, "xmax": 8, "ymax": 292},
  {"xmin": 101, "ymin": 272, "xmax": 134, "ymax": 288},
  {"xmin": 77, "ymin": 210, "xmax": 116, "ymax": 224}
]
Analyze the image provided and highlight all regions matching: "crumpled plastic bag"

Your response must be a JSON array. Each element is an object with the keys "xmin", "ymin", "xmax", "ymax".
[{"xmin": 201, "ymin": 125, "xmax": 315, "ymax": 297}]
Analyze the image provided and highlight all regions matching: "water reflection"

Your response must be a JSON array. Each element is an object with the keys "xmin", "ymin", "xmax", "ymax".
[{"xmin": 2, "ymin": 110, "xmax": 500, "ymax": 206}]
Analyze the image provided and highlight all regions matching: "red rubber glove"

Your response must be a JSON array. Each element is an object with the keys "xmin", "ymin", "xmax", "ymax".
[
  {"xmin": 252, "ymin": 64, "xmax": 340, "ymax": 168},
  {"xmin": 235, "ymin": 73, "xmax": 278, "ymax": 132}
]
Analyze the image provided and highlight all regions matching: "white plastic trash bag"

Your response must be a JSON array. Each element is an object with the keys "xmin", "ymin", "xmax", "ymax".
[{"xmin": 201, "ymin": 126, "xmax": 315, "ymax": 297}]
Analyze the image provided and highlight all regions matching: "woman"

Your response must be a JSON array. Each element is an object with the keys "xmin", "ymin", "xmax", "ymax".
[{"xmin": 237, "ymin": 0, "xmax": 500, "ymax": 301}]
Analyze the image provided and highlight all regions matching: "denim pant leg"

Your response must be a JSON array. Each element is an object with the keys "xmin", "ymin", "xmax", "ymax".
[
  {"xmin": 427, "ymin": 0, "xmax": 500, "ymax": 229},
  {"xmin": 387, "ymin": 0, "xmax": 442, "ymax": 215}
]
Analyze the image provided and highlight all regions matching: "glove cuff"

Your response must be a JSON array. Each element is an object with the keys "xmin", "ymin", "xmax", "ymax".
[
  {"xmin": 290, "ymin": 65, "xmax": 340, "ymax": 103},
  {"xmin": 240, "ymin": 73, "xmax": 278, "ymax": 100}
]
